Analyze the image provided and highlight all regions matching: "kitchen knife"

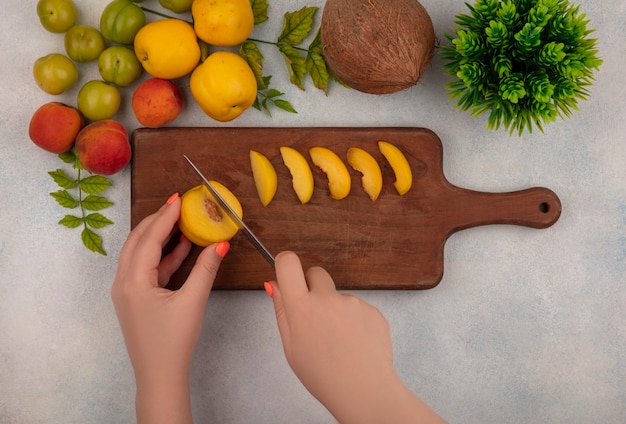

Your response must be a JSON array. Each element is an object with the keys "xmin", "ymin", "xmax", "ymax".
[{"xmin": 184, "ymin": 155, "xmax": 275, "ymax": 267}]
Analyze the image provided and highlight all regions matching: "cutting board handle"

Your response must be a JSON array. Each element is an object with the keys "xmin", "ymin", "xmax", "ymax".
[{"xmin": 448, "ymin": 186, "xmax": 562, "ymax": 231}]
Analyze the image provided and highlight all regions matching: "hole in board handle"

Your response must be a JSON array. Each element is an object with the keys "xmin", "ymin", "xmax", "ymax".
[{"xmin": 539, "ymin": 202, "xmax": 550, "ymax": 213}]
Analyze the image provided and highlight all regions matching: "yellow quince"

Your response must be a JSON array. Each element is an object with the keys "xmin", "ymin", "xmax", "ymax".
[
  {"xmin": 190, "ymin": 51, "xmax": 257, "ymax": 122},
  {"xmin": 133, "ymin": 19, "xmax": 200, "ymax": 79},
  {"xmin": 192, "ymin": 0, "xmax": 254, "ymax": 46}
]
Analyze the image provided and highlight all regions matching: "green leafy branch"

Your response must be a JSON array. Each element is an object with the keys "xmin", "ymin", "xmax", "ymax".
[
  {"xmin": 48, "ymin": 151, "xmax": 114, "ymax": 256},
  {"xmin": 241, "ymin": 2, "xmax": 333, "ymax": 115}
]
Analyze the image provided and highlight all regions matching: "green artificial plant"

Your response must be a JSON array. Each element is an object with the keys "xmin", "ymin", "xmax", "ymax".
[{"xmin": 441, "ymin": 0, "xmax": 602, "ymax": 135}]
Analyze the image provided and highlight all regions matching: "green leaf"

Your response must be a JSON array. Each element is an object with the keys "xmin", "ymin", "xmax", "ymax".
[
  {"xmin": 82, "ymin": 227, "xmax": 107, "ymax": 256},
  {"xmin": 82, "ymin": 195, "xmax": 114, "ymax": 211},
  {"xmin": 453, "ymin": 30, "xmax": 485, "ymax": 59},
  {"xmin": 279, "ymin": 44, "xmax": 307, "ymax": 90},
  {"xmin": 514, "ymin": 23, "xmax": 542, "ymax": 55},
  {"xmin": 496, "ymin": 1, "xmax": 519, "ymax": 27},
  {"xmin": 199, "ymin": 40, "xmax": 211, "ymax": 62},
  {"xmin": 261, "ymin": 97, "xmax": 271, "ymax": 115},
  {"xmin": 256, "ymin": 85, "xmax": 298, "ymax": 116},
  {"xmin": 79, "ymin": 175, "xmax": 112, "ymax": 195},
  {"xmin": 499, "ymin": 74, "xmax": 526, "ymax": 103},
  {"xmin": 273, "ymin": 99, "xmax": 297, "ymax": 114},
  {"xmin": 306, "ymin": 30, "xmax": 330, "ymax": 93},
  {"xmin": 265, "ymin": 88, "xmax": 284, "ymax": 98},
  {"xmin": 278, "ymin": 6, "xmax": 318, "ymax": 46},
  {"xmin": 85, "ymin": 213, "xmax": 114, "ymax": 229},
  {"xmin": 251, "ymin": 0, "xmax": 268, "ymax": 24},
  {"xmin": 58, "ymin": 151, "xmax": 76, "ymax": 164},
  {"xmin": 50, "ymin": 190, "xmax": 79, "ymax": 209},
  {"xmin": 74, "ymin": 154, "xmax": 85, "ymax": 170},
  {"xmin": 49, "ymin": 169, "xmax": 77, "ymax": 189},
  {"xmin": 485, "ymin": 20, "xmax": 508, "ymax": 49},
  {"xmin": 58, "ymin": 215, "xmax": 83, "ymax": 228},
  {"xmin": 240, "ymin": 41, "xmax": 267, "ymax": 89}
]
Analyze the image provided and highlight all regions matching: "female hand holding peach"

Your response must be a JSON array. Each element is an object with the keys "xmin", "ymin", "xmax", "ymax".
[{"xmin": 111, "ymin": 193, "xmax": 229, "ymax": 423}]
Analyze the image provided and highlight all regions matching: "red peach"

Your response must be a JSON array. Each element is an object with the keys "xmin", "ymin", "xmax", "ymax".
[
  {"xmin": 132, "ymin": 78, "xmax": 183, "ymax": 128},
  {"xmin": 75, "ymin": 120, "xmax": 131, "ymax": 175},
  {"xmin": 29, "ymin": 102, "xmax": 84, "ymax": 154}
]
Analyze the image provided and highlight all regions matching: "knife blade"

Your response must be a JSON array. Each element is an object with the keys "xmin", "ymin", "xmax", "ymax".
[{"xmin": 184, "ymin": 155, "xmax": 275, "ymax": 267}]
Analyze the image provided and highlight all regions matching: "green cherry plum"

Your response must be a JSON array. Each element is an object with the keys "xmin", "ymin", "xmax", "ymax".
[
  {"xmin": 64, "ymin": 25, "xmax": 106, "ymax": 62},
  {"xmin": 37, "ymin": 0, "xmax": 78, "ymax": 33},
  {"xmin": 33, "ymin": 53, "xmax": 78, "ymax": 95},
  {"xmin": 100, "ymin": 0, "xmax": 146, "ymax": 45},
  {"xmin": 98, "ymin": 46, "xmax": 142, "ymax": 86},
  {"xmin": 77, "ymin": 80, "xmax": 121, "ymax": 121},
  {"xmin": 159, "ymin": 0, "xmax": 194, "ymax": 14}
]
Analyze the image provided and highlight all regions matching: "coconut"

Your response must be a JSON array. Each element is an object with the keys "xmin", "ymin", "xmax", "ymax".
[{"xmin": 321, "ymin": 0, "xmax": 436, "ymax": 94}]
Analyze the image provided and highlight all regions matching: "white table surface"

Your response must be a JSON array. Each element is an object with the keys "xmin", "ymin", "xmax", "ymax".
[{"xmin": 1, "ymin": 0, "xmax": 624, "ymax": 422}]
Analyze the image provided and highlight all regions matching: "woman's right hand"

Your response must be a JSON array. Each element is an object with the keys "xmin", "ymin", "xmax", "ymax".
[{"xmin": 265, "ymin": 251, "xmax": 446, "ymax": 424}]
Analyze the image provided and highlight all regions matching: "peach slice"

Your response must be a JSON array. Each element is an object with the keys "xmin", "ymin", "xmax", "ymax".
[
  {"xmin": 309, "ymin": 146, "xmax": 351, "ymax": 200},
  {"xmin": 346, "ymin": 147, "xmax": 383, "ymax": 201},
  {"xmin": 178, "ymin": 181, "xmax": 243, "ymax": 246},
  {"xmin": 378, "ymin": 140, "xmax": 412, "ymax": 195},
  {"xmin": 250, "ymin": 150, "xmax": 278, "ymax": 207},
  {"xmin": 280, "ymin": 146, "xmax": 314, "ymax": 204}
]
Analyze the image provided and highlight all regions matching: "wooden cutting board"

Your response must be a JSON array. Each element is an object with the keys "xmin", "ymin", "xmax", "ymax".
[{"xmin": 130, "ymin": 127, "xmax": 561, "ymax": 290}]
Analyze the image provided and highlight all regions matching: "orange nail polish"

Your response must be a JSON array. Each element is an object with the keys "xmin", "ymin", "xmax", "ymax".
[
  {"xmin": 216, "ymin": 241, "xmax": 230, "ymax": 258},
  {"xmin": 166, "ymin": 192, "xmax": 179, "ymax": 205},
  {"xmin": 264, "ymin": 282, "xmax": 274, "ymax": 298}
]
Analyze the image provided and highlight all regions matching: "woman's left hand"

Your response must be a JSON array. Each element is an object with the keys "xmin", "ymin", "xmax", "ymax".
[{"xmin": 111, "ymin": 193, "xmax": 229, "ymax": 423}]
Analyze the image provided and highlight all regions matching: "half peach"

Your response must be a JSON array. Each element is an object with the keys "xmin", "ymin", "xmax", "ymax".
[{"xmin": 178, "ymin": 181, "xmax": 243, "ymax": 246}]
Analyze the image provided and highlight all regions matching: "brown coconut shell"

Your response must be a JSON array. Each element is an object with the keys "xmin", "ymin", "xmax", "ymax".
[{"xmin": 321, "ymin": 0, "xmax": 436, "ymax": 94}]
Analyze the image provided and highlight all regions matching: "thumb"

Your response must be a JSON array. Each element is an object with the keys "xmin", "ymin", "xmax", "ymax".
[
  {"xmin": 267, "ymin": 281, "xmax": 293, "ymax": 362},
  {"xmin": 179, "ymin": 241, "xmax": 229, "ymax": 303}
]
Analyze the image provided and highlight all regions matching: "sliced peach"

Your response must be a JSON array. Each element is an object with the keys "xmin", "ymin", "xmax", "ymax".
[
  {"xmin": 178, "ymin": 181, "xmax": 243, "ymax": 246},
  {"xmin": 346, "ymin": 147, "xmax": 383, "ymax": 201},
  {"xmin": 250, "ymin": 150, "xmax": 278, "ymax": 207},
  {"xmin": 309, "ymin": 146, "xmax": 351, "ymax": 200},
  {"xmin": 378, "ymin": 140, "xmax": 412, "ymax": 195},
  {"xmin": 280, "ymin": 146, "xmax": 314, "ymax": 204}
]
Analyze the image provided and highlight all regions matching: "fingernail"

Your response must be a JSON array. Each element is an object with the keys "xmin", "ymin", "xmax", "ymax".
[
  {"xmin": 179, "ymin": 233, "xmax": 186, "ymax": 244},
  {"xmin": 215, "ymin": 241, "xmax": 230, "ymax": 258},
  {"xmin": 166, "ymin": 192, "xmax": 179, "ymax": 205},
  {"xmin": 263, "ymin": 282, "xmax": 274, "ymax": 298}
]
